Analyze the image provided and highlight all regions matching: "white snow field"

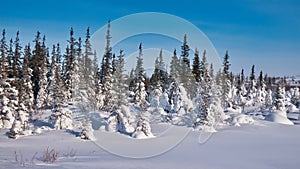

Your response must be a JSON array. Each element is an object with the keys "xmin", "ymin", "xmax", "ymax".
[{"xmin": 1, "ymin": 109, "xmax": 300, "ymax": 169}]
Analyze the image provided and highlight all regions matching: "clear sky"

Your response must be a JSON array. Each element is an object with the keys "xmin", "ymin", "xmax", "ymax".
[{"xmin": 0, "ymin": 0, "xmax": 299, "ymax": 76}]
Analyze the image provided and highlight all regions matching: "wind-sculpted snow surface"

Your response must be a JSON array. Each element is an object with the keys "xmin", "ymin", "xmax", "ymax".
[{"xmin": 1, "ymin": 120, "xmax": 300, "ymax": 169}]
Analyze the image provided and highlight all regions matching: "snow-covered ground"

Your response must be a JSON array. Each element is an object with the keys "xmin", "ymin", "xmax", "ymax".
[{"xmin": 1, "ymin": 107, "xmax": 300, "ymax": 169}]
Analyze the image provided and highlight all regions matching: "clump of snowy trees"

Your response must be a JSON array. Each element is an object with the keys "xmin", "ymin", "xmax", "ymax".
[{"xmin": 1, "ymin": 21, "xmax": 299, "ymax": 139}]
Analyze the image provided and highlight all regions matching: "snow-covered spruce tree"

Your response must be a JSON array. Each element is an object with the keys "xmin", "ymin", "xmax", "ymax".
[
  {"xmin": 132, "ymin": 43, "xmax": 154, "ymax": 138},
  {"xmin": 99, "ymin": 21, "xmax": 113, "ymax": 111},
  {"xmin": 169, "ymin": 49, "xmax": 180, "ymax": 81},
  {"xmin": 12, "ymin": 31, "xmax": 22, "ymax": 80},
  {"xmin": 133, "ymin": 43, "xmax": 147, "ymax": 105},
  {"xmin": 166, "ymin": 78, "xmax": 194, "ymax": 124},
  {"xmin": 0, "ymin": 29, "xmax": 8, "ymax": 77},
  {"xmin": 149, "ymin": 49, "xmax": 170, "ymax": 114},
  {"xmin": 221, "ymin": 50, "xmax": 232, "ymax": 110},
  {"xmin": 193, "ymin": 50, "xmax": 212, "ymax": 128},
  {"xmin": 150, "ymin": 49, "xmax": 168, "ymax": 91},
  {"xmin": 30, "ymin": 32, "xmax": 48, "ymax": 108},
  {"xmin": 89, "ymin": 51, "xmax": 100, "ymax": 111},
  {"xmin": 205, "ymin": 81, "xmax": 226, "ymax": 130},
  {"xmin": 255, "ymin": 70, "xmax": 266, "ymax": 106},
  {"xmin": 49, "ymin": 104, "xmax": 73, "ymax": 130},
  {"xmin": 273, "ymin": 85, "xmax": 287, "ymax": 113},
  {"xmin": 63, "ymin": 28, "xmax": 79, "ymax": 103},
  {"xmin": 46, "ymin": 45, "xmax": 57, "ymax": 106},
  {"xmin": 245, "ymin": 65, "xmax": 257, "ymax": 106},
  {"xmin": 265, "ymin": 89, "xmax": 273, "ymax": 109},
  {"xmin": 36, "ymin": 36, "xmax": 49, "ymax": 108},
  {"xmin": 80, "ymin": 115, "xmax": 95, "ymax": 140},
  {"xmin": 290, "ymin": 87, "xmax": 300, "ymax": 108},
  {"xmin": 49, "ymin": 44, "xmax": 66, "ymax": 107},
  {"xmin": 77, "ymin": 27, "xmax": 99, "ymax": 110},
  {"xmin": 19, "ymin": 44, "xmax": 34, "ymax": 115},
  {"xmin": 192, "ymin": 48, "xmax": 201, "ymax": 83},
  {"xmin": 9, "ymin": 42, "xmax": 33, "ymax": 139},
  {"xmin": 178, "ymin": 35, "xmax": 196, "ymax": 98},
  {"xmin": 106, "ymin": 50, "xmax": 134, "ymax": 133},
  {"xmin": 0, "ymin": 64, "xmax": 17, "ymax": 129},
  {"xmin": 266, "ymin": 84, "xmax": 294, "ymax": 125},
  {"xmin": 5, "ymin": 80, "xmax": 19, "ymax": 128}
]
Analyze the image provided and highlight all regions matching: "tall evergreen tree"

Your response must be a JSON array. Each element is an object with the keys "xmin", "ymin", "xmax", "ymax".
[
  {"xmin": 7, "ymin": 39, "xmax": 13, "ymax": 77},
  {"xmin": 31, "ymin": 31, "xmax": 48, "ymax": 108},
  {"xmin": 133, "ymin": 43, "xmax": 147, "ymax": 106},
  {"xmin": 100, "ymin": 21, "xmax": 114, "ymax": 110},
  {"xmin": 150, "ymin": 49, "xmax": 168, "ymax": 91},
  {"xmin": 193, "ymin": 49, "xmax": 212, "ymax": 127},
  {"xmin": 0, "ymin": 29, "xmax": 8, "ymax": 79},
  {"xmin": 64, "ymin": 27, "xmax": 78, "ymax": 102},
  {"xmin": 181, "ymin": 34, "xmax": 190, "ymax": 67},
  {"xmin": 192, "ymin": 48, "xmax": 200, "ymax": 82},
  {"xmin": 19, "ymin": 44, "xmax": 34, "ymax": 115},
  {"xmin": 179, "ymin": 35, "xmax": 194, "ymax": 97},
  {"xmin": 250, "ymin": 64, "xmax": 255, "ymax": 81},
  {"xmin": 12, "ymin": 31, "xmax": 22, "ymax": 75},
  {"xmin": 221, "ymin": 50, "xmax": 232, "ymax": 109},
  {"xmin": 169, "ymin": 49, "xmax": 179, "ymax": 81}
]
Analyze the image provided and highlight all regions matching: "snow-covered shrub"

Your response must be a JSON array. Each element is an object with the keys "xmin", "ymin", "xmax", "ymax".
[
  {"xmin": 106, "ymin": 105, "xmax": 134, "ymax": 134},
  {"xmin": 265, "ymin": 89, "xmax": 273, "ymax": 109},
  {"xmin": 80, "ymin": 117, "xmax": 95, "ymax": 140},
  {"xmin": 231, "ymin": 114, "xmax": 255, "ymax": 127},
  {"xmin": 9, "ymin": 105, "xmax": 31, "ymax": 139},
  {"xmin": 132, "ymin": 115, "xmax": 154, "ymax": 139},
  {"xmin": 50, "ymin": 105, "xmax": 73, "ymax": 130},
  {"xmin": 265, "ymin": 86, "xmax": 294, "ymax": 125},
  {"xmin": 149, "ymin": 88, "xmax": 162, "ymax": 108}
]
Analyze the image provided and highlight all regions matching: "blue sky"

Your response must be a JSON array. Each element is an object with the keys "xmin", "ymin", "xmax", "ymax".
[{"xmin": 0, "ymin": 0, "xmax": 299, "ymax": 76}]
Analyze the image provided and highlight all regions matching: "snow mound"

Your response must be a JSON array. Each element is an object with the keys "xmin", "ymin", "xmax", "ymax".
[
  {"xmin": 231, "ymin": 114, "xmax": 255, "ymax": 127},
  {"xmin": 265, "ymin": 110, "xmax": 294, "ymax": 125},
  {"xmin": 286, "ymin": 103, "xmax": 299, "ymax": 113},
  {"xmin": 226, "ymin": 106, "xmax": 242, "ymax": 114}
]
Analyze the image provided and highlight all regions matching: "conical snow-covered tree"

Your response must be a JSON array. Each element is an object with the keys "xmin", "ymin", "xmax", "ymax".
[
  {"xmin": 150, "ymin": 49, "xmax": 168, "ymax": 91},
  {"xmin": 0, "ymin": 80, "xmax": 17, "ymax": 129},
  {"xmin": 99, "ymin": 21, "xmax": 113, "ymax": 111},
  {"xmin": 193, "ymin": 50, "xmax": 212, "ymax": 127},
  {"xmin": 166, "ymin": 78, "xmax": 193, "ymax": 124},
  {"xmin": 49, "ymin": 104, "xmax": 73, "ymax": 130},
  {"xmin": 246, "ymin": 65, "xmax": 257, "ymax": 106},
  {"xmin": 31, "ymin": 32, "xmax": 48, "ymax": 108},
  {"xmin": 12, "ymin": 31, "xmax": 22, "ymax": 80},
  {"xmin": 265, "ymin": 89, "xmax": 273, "ymax": 109},
  {"xmin": 287, "ymin": 87, "xmax": 299, "ymax": 108},
  {"xmin": 0, "ymin": 29, "xmax": 8, "ymax": 78},
  {"xmin": 80, "ymin": 115, "xmax": 95, "ymax": 140},
  {"xmin": 19, "ymin": 44, "xmax": 34, "ymax": 116},
  {"xmin": 255, "ymin": 70, "xmax": 266, "ymax": 106},
  {"xmin": 63, "ymin": 28, "xmax": 79, "ymax": 103},
  {"xmin": 178, "ymin": 35, "xmax": 195, "ymax": 97},
  {"xmin": 132, "ymin": 114, "xmax": 154, "ymax": 139},
  {"xmin": 221, "ymin": 50, "xmax": 232, "ymax": 109},
  {"xmin": 192, "ymin": 48, "xmax": 200, "ymax": 82},
  {"xmin": 133, "ymin": 43, "xmax": 147, "ymax": 106},
  {"xmin": 131, "ymin": 43, "xmax": 154, "ymax": 138},
  {"xmin": 107, "ymin": 50, "xmax": 134, "ymax": 133},
  {"xmin": 169, "ymin": 49, "xmax": 180, "ymax": 81},
  {"xmin": 206, "ymin": 82, "xmax": 226, "ymax": 129},
  {"xmin": 273, "ymin": 85, "xmax": 286, "ymax": 112}
]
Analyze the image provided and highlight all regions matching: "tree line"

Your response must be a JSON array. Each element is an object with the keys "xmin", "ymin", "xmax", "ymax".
[{"xmin": 1, "ymin": 21, "xmax": 299, "ymax": 139}]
